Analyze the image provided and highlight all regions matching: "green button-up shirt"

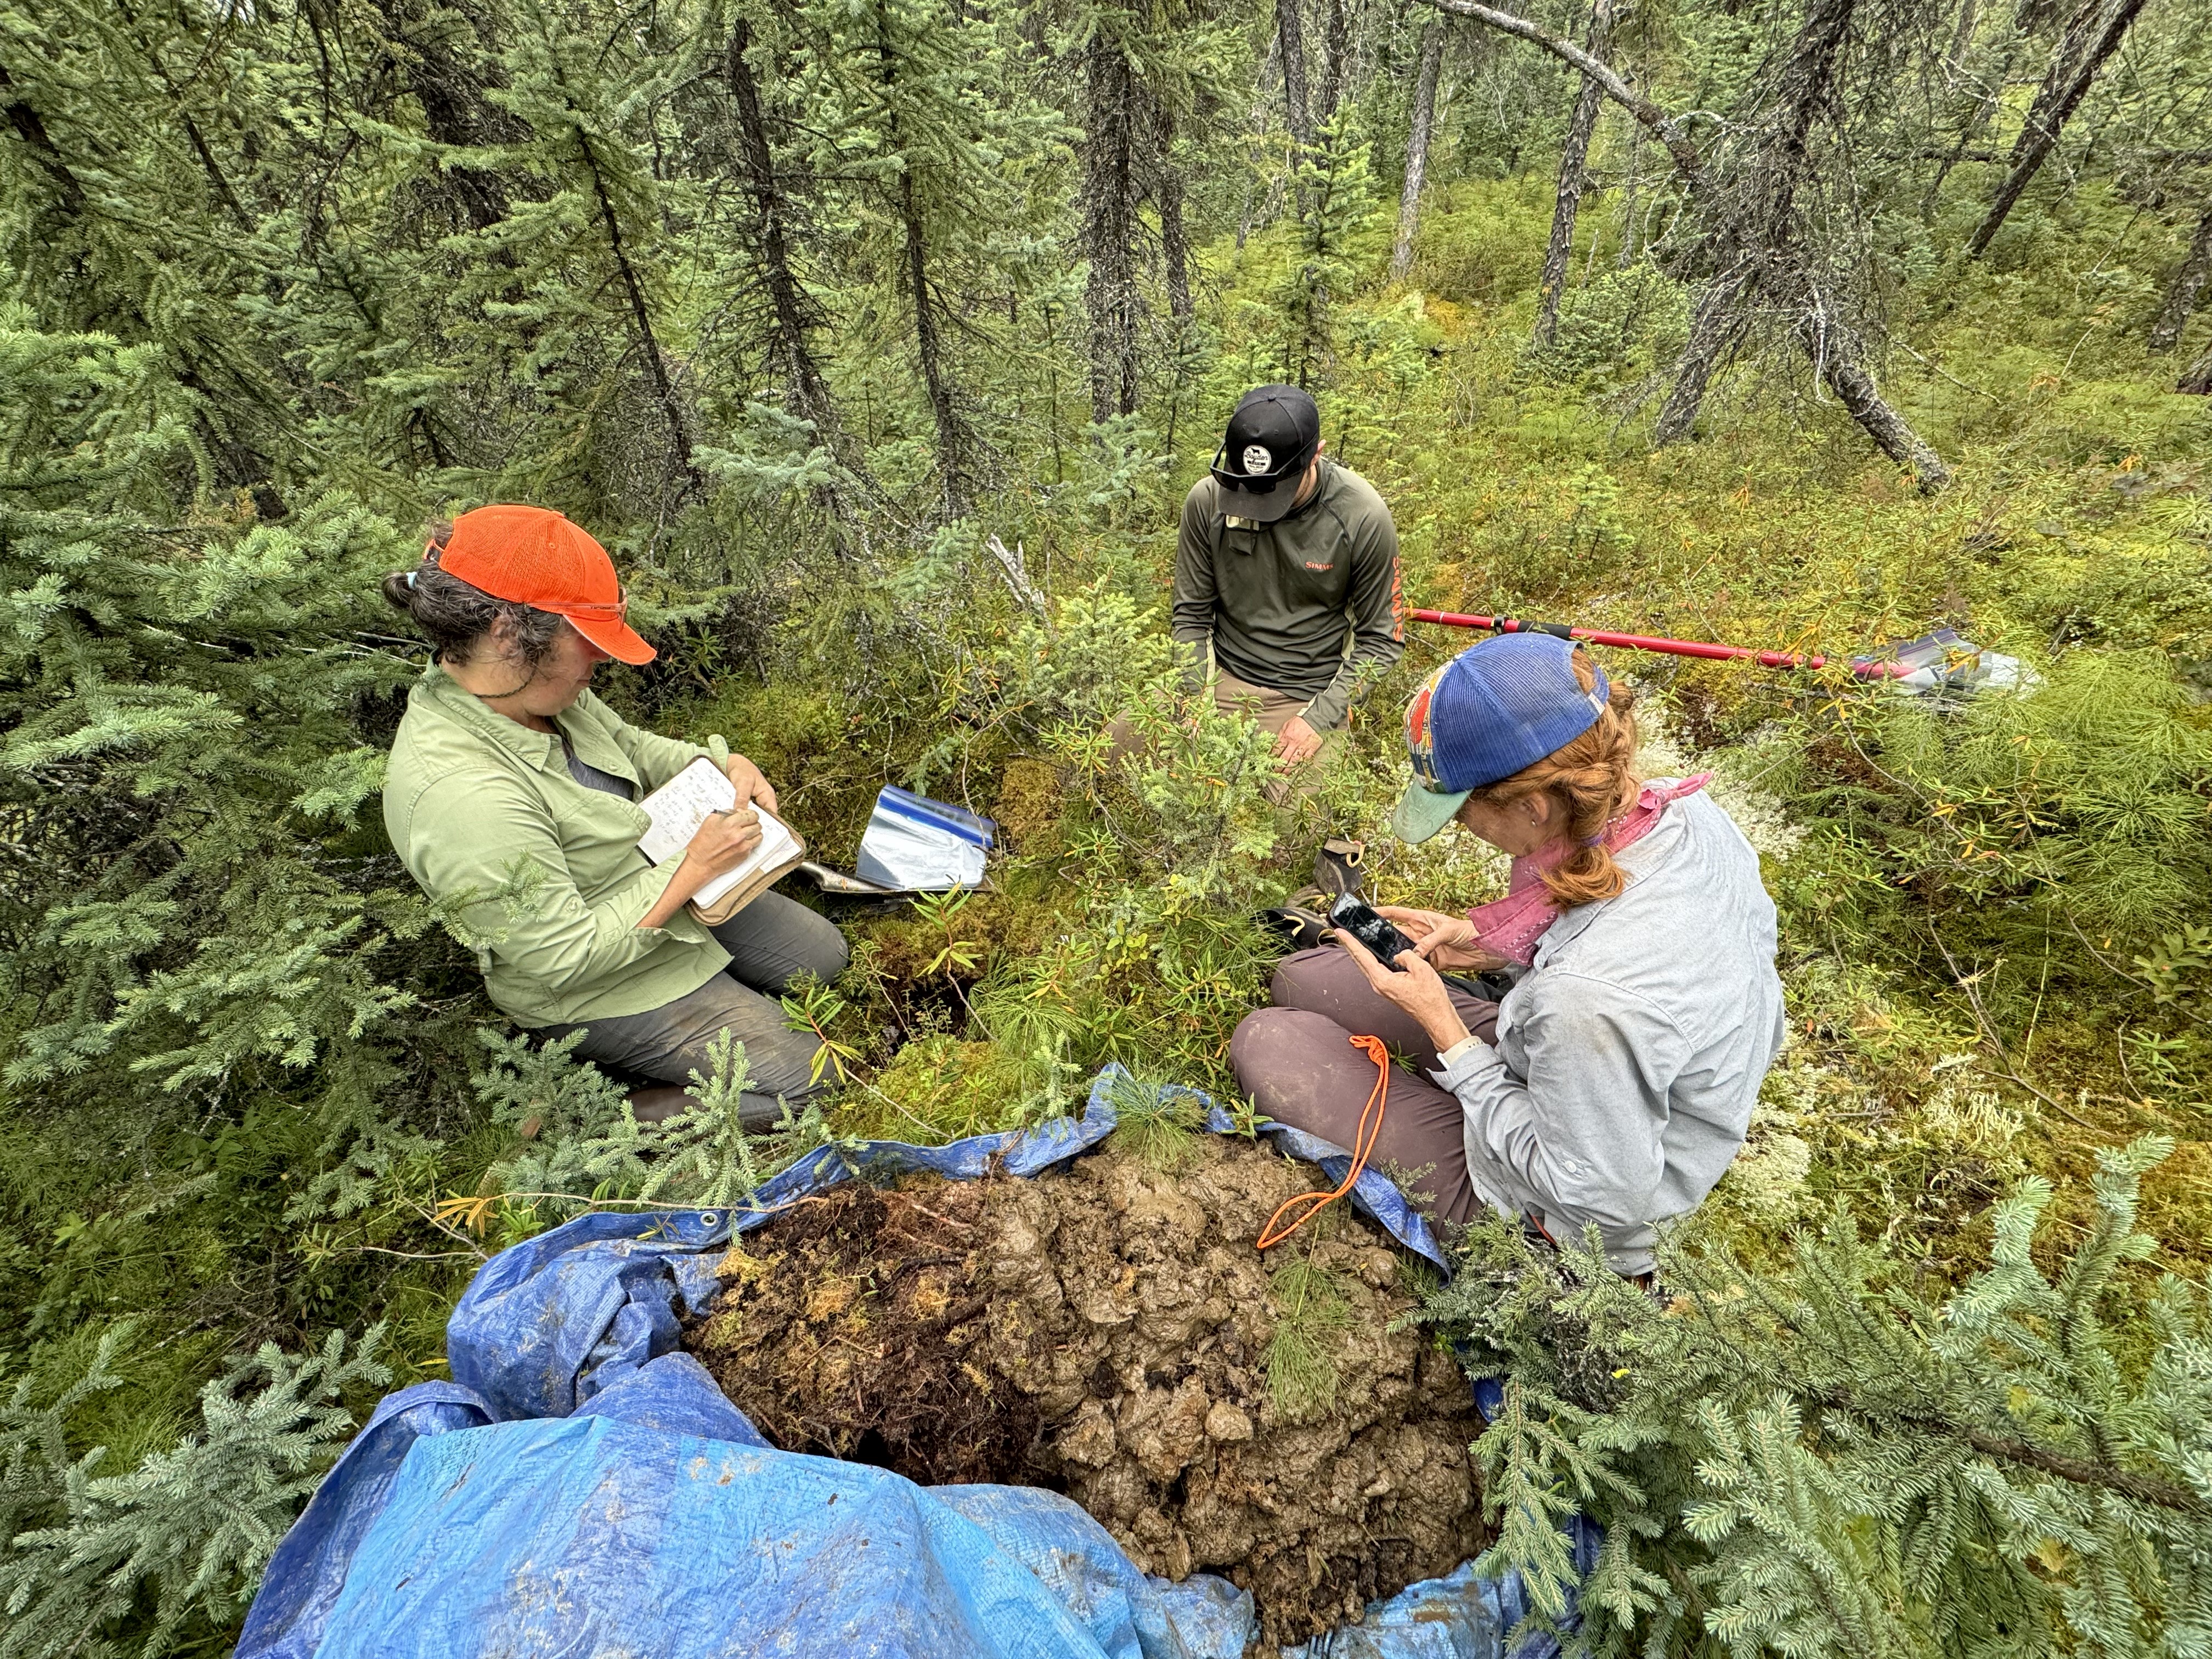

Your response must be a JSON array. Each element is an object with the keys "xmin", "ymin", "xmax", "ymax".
[{"xmin": 382, "ymin": 665, "xmax": 732, "ymax": 1028}]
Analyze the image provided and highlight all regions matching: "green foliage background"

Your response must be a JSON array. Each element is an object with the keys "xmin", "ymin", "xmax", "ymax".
[{"xmin": 1, "ymin": 0, "xmax": 2210, "ymax": 1651}]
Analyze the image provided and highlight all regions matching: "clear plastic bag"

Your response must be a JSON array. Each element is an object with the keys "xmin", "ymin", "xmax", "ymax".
[{"xmin": 854, "ymin": 786, "xmax": 994, "ymax": 891}]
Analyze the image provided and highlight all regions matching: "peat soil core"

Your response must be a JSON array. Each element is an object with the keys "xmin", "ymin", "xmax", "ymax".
[{"xmin": 683, "ymin": 1135, "xmax": 1488, "ymax": 1649}]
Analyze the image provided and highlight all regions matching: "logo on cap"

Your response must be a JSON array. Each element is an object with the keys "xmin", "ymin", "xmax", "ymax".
[
  {"xmin": 1404, "ymin": 663, "xmax": 1449, "ymax": 789},
  {"xmin": 1242, "ymin": 444, "xmax": 1273, "ymax": 476}
]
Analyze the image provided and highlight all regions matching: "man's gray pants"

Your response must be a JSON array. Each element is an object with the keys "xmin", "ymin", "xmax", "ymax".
[{"xmin": 540, "ymin": 891, "xmax": 850, "ymax": 1130}]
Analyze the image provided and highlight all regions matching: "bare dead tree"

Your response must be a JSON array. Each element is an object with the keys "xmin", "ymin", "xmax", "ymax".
[
  {"xmin": 1816, "ymin": 329, "xmax": 1954, "ymax": 485},
  {"xmin": 1392, "ymin": 16, "xmax": 1447, "ymax": 281},
  {"xmin": 1919, "ymin": 30, "xmax": 2022, "ymax": 221},
  {"xmin": 1966, "ymin": 0, "xmax": 2149, "ymax": 257},
  {"xmin": 1533, "ymin": 0, "xmax": 1615, "ymax": 347},
  {"xmin": 1421, "ymin": 0, "xmax": 1954, "ymax": 492},
  {"xmin": 1617, "ymin": 97, "xmax": 1644, "ymax": 266},
  {"xmin": 1418, "ymin": 0, "xmax": 1704, "ymax": 174},
  {"xmin": 1943, "ymin": 0, "xmax": 1978, "ymax": 81},
  {"xmin": 2149, "ymin": 203, "xmax": 2212, "ymax": 354},
  {"xmin": 1654, "ymin": 272, "xmax": 1748, "ymax": 443},
  {"xmin": 1654, "ymin": 0, "xmax": 1864, "ymax": 442}
]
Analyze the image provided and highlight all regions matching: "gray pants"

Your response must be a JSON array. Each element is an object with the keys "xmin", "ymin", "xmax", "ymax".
[
  {"xmin": 1229, "ymin": 947, "xmax": 1498, "ymax": 1226},
  {"xmin": 543, "ymin": 891, "xmax": 850, "ymax": 1130}
]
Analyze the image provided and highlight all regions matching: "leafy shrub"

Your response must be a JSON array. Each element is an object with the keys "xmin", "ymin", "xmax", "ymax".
[
  {"xmin": 1522, "ymin": 263, "xmax": 1691, "ymax": 386},
  {"xmin": 1776, "ymin": 651, "xmax": 2212, "ymax": 1026}
]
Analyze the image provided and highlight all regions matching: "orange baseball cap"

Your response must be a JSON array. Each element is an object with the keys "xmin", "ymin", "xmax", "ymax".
[{"xmin": 438, "ymin": 504, "xmax": 656, "ymax": 665}]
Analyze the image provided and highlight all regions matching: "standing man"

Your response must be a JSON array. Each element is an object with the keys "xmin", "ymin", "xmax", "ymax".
[{"xmin": 1173, "ymin": 384, "xmax": 1404, "ymax": 763}]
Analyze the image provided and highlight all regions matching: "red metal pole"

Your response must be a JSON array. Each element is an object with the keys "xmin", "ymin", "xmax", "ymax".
[{"xmin": 1407, "ymin": 608, "xmax": 1903, "ymax": 676}]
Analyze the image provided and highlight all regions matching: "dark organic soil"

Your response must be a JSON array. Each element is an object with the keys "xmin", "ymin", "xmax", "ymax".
[{"xmin": 682, "ymin": 1135, "xmax": 1489, "ymax": 1651}]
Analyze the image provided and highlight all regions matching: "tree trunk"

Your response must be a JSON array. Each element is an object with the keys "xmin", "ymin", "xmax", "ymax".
[
  {"xmin": 373, "ymin": 0, "xmax": 514, "ymax": 231},
  {"xmin": 1654, "ymin": 272, "xmax": 1747, "ymax": 444},
  {"xmin": 1419, "ymin": 0, "xmax": 1703, "ymax": 181},
  {"xmin": 1655, "ymin": 0, "xmax": 1857, "ymax": 441},
  {"xmin": 1316, "ymin": 0, "xmax": 1350, "ymax": 125},
  {"xmin": 1082, "ymin": 35, "xmax": 1142, "ymax": 422},
  {"xmin": 1159, "ymin": 157, "xmax": 1194, "ymax": 320},
  {"xmin": 572, "ymin": 121, "xmax": 699, "ymax": 490},
  {"xmin": 1427, "ymin": 0, "xmax": 1954, "ymax": 488},
  {"xmin": 1617, "ymin": 117, "xmax": 1642, "ymax": 265},
  {"xmin": 1812, "ymin": 328, "xmax": 1953, "ymax": 492},
  {"xmin": 726, "ymin": 20, "xmax": 839, "ymax": 442},
  {"xmin": 1762, "ymin": 0, "xmax": 1857, "ymax": 238},
  {"xmin": 1533, "ymin": 0, "xmax": 1613, "ymax": 346},
  {"xmin": 1966, "ymin": 0, "xmax": 2148, "ymax": 258},
  {"xmin": 1391, "ymin": 18, "xmax": 1445, "ymax": 281},
  {"xmin": 2149, "ymin": 204, "xmax": 2212, "ymax": 353},
  {"xmin": 868, "ymin": 9, "xmax": 967, "ymax": 515},
  {"xmin": 1944, "ymin": 0, "xmax": 1978, "ymax": 83},
  {"xmin": 901, "ymin": 167, "xmax": 968, "ymax": 515},
  {"xmin": 1919, "ymin": 37, "xmax": 2017, "ymax": 222},
  {"xmin": 2179, "ymin": 338, "xmax": 2212, "ymax": 394},
  {"xmin": 1277, "ymin": 0, "xmax": 1314, "ymax": 150}
]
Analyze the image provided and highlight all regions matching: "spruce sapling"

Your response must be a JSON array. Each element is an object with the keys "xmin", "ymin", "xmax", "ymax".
[{"xmin": 0, "ymin": 1328, "xmax": 388, "ymax": 1659}]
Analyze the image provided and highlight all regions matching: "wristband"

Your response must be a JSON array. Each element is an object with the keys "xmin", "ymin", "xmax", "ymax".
[{"xmin": 1436, "ymin": 1032, "xmax": 1483, "ymax": 1066}]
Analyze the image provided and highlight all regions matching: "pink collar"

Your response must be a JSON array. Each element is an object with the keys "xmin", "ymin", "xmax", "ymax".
[{"xmin": 1462, "ymin": 774, "xmax": 1712, "ymax": 967}]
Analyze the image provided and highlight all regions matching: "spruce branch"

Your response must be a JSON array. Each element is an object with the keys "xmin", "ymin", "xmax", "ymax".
[{"xmin": 0, "ymin": 1328, "xmax": 388, "ymax": 1658}]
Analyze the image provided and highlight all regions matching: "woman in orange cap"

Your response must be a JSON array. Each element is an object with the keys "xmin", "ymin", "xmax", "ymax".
[{"xmin": 381, "ymin": 505, "xmax": 848, "ymax": 1125}]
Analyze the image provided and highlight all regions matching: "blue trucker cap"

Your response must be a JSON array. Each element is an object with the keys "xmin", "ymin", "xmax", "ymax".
[{"xmin": 1390, "ymin": 634, "xmax": 1611, "ymax": 842}]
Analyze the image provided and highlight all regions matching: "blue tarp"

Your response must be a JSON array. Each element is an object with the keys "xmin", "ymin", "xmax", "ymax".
[{"xmin": 240, "ymin": 1068, "xmax": 1597, "ymax": 1659}]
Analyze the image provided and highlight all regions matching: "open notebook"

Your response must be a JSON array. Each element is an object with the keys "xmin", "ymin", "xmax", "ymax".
[{"xmin": 636, "ymin": 757, "xmax": 808, "ymax": 923}]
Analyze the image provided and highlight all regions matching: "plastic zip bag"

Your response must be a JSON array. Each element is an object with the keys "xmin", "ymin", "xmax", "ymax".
[{"xmin": 854, "ymin": 786, "xmax": 995, "ymax": 892}]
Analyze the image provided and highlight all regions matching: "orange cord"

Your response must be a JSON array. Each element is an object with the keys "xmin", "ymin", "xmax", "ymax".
[{"xmin": 1256, "ymin": 1034, "xmax": 1390, "ymax": 1250}]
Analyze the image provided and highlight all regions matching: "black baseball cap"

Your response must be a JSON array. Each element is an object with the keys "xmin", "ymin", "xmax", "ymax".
[{"xmin": 1208, "ymin": 385, "xmax": 1321, "ymax": 523}]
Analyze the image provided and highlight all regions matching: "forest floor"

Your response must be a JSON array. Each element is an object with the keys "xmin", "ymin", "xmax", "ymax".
[
  {"xmin": 5, "ymin": 165, "xmax": 2209, "ymax": 1659},
  {"xmin": 684, "ymin": 172, "xmax": 2212, "ymax": 1309}
]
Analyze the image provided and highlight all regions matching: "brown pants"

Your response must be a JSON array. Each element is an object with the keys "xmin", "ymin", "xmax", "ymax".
[
  {"xmin": 1210, "ymin": 670, "xmax": 1343, "ymax": 755},
  {"xmin": 1229, "ymin": 946, "xmax": 1498, "ymax": 1226},
  {"xmin": 1106, "ymin": 672, "xmax": 1344, "ymax": 772}
]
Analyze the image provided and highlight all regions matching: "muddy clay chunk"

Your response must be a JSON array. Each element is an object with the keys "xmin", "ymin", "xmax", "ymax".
[{"xmin": 683, "ymin": 1136, "xmax": 1488, "ymax": 1652}]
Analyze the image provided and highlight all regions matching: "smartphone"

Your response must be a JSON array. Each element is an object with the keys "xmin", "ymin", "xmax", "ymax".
[{"xmin": 1328, "ymin": 893, "xmax": 1419, "ymax": 972}]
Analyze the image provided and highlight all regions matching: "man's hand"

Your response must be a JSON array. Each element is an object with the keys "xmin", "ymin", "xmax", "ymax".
[
  {"xmin": 1337, "ymin": 930, "xmax": 1472, "ymax": 1053},
  {"xmin": 1273, "ymin": 714, "xmax": 1324, "ymax": 765},
  {"xmin": 1375, "ymin": 905, "xmax": 1510, "ymax": 973},
  {"xmin": 723, "ymin": 753, "xmax": 778, "ymax": 814}
]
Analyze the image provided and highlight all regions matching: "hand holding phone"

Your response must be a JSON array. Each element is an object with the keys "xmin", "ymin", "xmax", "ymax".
[{"xmin": 1327, "ymin": 893, "xmax": 1419, "ymax": 972}]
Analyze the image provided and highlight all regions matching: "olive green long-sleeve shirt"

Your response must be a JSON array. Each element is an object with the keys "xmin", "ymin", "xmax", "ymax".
[
  {"xmin": 1171, "ymin": 459, "xmax": 1404, "ymax": 731},
  {"xmin": 382, "ymin": 665, "xmax": 732, "ymax": 1027}
]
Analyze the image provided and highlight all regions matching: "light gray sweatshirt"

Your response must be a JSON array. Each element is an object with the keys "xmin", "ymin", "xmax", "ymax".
[{"xmin": 1431, "ymin": 787, "xmax": 1786, "ymax": 1274}]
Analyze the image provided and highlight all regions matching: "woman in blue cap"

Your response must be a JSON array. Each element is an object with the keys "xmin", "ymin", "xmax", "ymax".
[{"xmin": 1229, "ymin": 635, "xmax": 1785, "ymax": 1278}]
